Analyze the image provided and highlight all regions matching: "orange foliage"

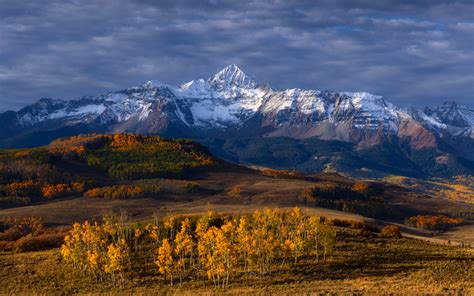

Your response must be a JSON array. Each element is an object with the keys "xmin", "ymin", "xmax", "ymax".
[
  {"xmin": 351, "ymin": 182, "xmax": 370, "ymax": 193},
  {"xmin": 5, "ymin": 180, "xmax": 39, "ymax": 197},
  {"xmin": 4, "ymin": 179, "xmax": 83, "ymax": 200},
  {"xmin": 111, "ymin": 134, "xmax": 143, "ymax": 151},
  {"xmin": 84, "ymin": 185, "xmax": 144, "ymax": 199},
  {"xmin": 406, "ymin": 215, "xmax": 464, "ymax": 230},
  {"xmin": 41, "ymin": 183, "xmax": 76, "ymax": 199},
  {"xmin": 49, "ymin": 133, "xmax": 110, "ymax": 156},
  {"xmin": 261, "ymin": 168, "xmax": 301, "ymax": 179}
]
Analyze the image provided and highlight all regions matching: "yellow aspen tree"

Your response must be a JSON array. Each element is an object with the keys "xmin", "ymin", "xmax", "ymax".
[
  {"xmin": 163, "ymin": 215, "xmax": 177, "ymax": 240},
  {"xmin": 250, "ymin": 209, "xmax": 281, "ymax": 276},
  {"xmin": 61, "ymin": 222, "xmax": 83, "ymax": 269},
  {"xmin": 145, "ymin": 223, "xmax": 160, "ymax": 244},
  {"xmin": 197, "ymin": 226, "xmax": 217, "ymax": 286},
  {"xmin": 104, "ymin": 239, "xmax": 129, "ymax": 285},
  {"xmin": 236, "ymin": 216, "xmax": 254, "ymax": 271},
  {"xmin": 286, "ymin": 207, "xmax": 308, "ymax": 264},
  {"xmin": 155, "ymin": 238, "xmax": 175, "ymax": 285},
  {"xmin": 319, "ymin": 223, "xmax": 336, "ymax": 261},
  {"xmin": 217, "ymin": 221, "xmax": 237, "ymax": 288},
  {"xmin": 307, "ymin": 216, "xmax": 322, "ymax": 262},
  {"xmin": 174, "ymin": 218, "xmax": 194, "ymax": 284},
  {"xmin": 278, "ymin": 218, "xmax": 292, "ymax": 271},
  {"xmin": 195, "ymin": 209, "xmax": 219, "ymax": 280},
  {"xmin": 197, "ymin": 221, "xmax": 236, "ymax": 289},
  {"xmin": 264, "ymin": 209, "xmax": 283, "ymax": 274},
  {"xmin": 86, "ymin": 249, "xmax": 101, "ymax": 276}
]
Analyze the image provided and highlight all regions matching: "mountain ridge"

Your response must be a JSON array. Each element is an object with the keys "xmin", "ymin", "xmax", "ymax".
[{"xmin": 1, "ymin": 64, "xmax": 473, "ymax": 178}]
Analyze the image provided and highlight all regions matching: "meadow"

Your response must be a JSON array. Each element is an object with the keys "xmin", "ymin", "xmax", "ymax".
[{"xmin": 0, "ymin": 210, "xmax": 472, "ymax": 295}]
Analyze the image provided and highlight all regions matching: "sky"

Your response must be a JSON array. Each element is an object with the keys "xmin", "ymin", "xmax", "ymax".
[{"xmin": 0, "ymin": 0, "xmax": 473, "ymax": 112}]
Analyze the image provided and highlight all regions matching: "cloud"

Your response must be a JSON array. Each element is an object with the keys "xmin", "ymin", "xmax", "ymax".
[{"xmin": 0, "ymin": 0, "xmax": 473, "ymax": 112}]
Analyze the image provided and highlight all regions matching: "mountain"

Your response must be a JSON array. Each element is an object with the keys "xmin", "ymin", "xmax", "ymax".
[{"xmin": 0, "ymin": 64, "xmax": 473, "ymax": 178}]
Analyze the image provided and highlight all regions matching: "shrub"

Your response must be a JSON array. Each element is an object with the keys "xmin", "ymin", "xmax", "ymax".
[
  {"xmin": 381, "ymin": 225, "xmax": 402, "ymax": 238},
  {"xmin": 228, "ymin": 186, "xmax": 243, "ymax": 196},
  {"xmin": 5, "ymin": 180, "xmax": 41, "ymax": 197},
  {"xmin": 14, "ymin": 233, "xmax": 65, "ymax": 252},
  {"xmin": 261, "ymin": 168, "xmax": 301, "ymax": 179},
  {"xmin": 0, "ymin": 216, "xmax": 44, "ymax": 239},
  {"xmin": 0, "ymin": 227, "xmax": 24, "ymax": 241},
  {"xmin": 356, "ymin": 228, "xmax": 373, "ymax": 238},
  {"xmin": 351, "ymin": 182, "xmax": 370, "ymax": 196},
  {"xmin": 41, "ymin": 183, "xmax": 73, "ymax": 199}
]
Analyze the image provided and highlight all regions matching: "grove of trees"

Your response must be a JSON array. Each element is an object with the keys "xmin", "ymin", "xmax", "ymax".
[
  {"xmin": 405, "ymin": 215, "xmax": 465, "ymax": 231},
  {"xmin": 84, "ymin": 185, "xmax": 145, "ymax": 199},
  {"xmin": 300, "ymin": 181, "xmax": 396, "ymax": 219},
  {"xmin": 60, "ymin": 208, "xmax": 337, "ymax": 288}
]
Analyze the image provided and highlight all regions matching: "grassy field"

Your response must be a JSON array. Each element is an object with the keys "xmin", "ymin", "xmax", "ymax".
[{"xmin": 0, "ymin": 226, "xmax": 472, "ymax": 295}]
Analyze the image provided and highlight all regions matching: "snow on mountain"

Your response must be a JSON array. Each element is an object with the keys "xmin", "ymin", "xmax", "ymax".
[
  {"xmin": 423, "ymin": 101, "xmax": 474, "ymax": 128},
  {"xmin": 175, "ymin": 65, "xmax": 270, "ymax": 128},
  {"xmin": 209, "ymin": 64, "xmax": 257, "ymax": 91},
  {"xmin": 178, "ymin": 79, "xmax": 215, "ymax": 98},
  {"xmin": 337, "ymin": 92, "xmax": 407, "ymax": 131},
  {"xmin": 16, "ymin": 98, "xmax": 106, "ymax": 127},
  {"xmin": 261, "ymin": 89, "xmax": 323, "ymax": 114},
  {"xmin": 417, "ymin": 111, "xmax": 447, "ymax": 129},
  {"xmin": 5, "ymin": 64, "xmax": 473, "ymax": 144},
  {"xmin": 416, "ymin": 101, "xmax": 474, "ymax": 139}
]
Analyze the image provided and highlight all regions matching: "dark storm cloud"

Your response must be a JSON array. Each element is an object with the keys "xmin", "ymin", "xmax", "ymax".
[{"xmin": 0, "ymin": 0, "xmax": 473, "ymax": 111}]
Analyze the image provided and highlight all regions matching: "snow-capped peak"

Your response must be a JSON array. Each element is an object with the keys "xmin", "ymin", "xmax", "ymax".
[
  {"xmin": 5, "ymin": 64, "xmax": 472, "ymax": 144},
  {"xmin": 140, "ymin": 80, "xmax": 170, "ymax": 89},
  {"xmin": 343, "ymin": 92, "xmax": 387, "ymax": 110},
  {"xmin": 208, "ymin": 64, "xmax": 257, "ymax": 90},
  {"xmin": 423, "ymin": 100, "xmax": 474, "ymax": 128},
  {"xmin": 178, "ymin": 79, "xmax": 214, "ymax": 98}
]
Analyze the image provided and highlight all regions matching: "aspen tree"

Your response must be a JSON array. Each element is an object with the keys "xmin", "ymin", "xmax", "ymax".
[
  {"xmin": 104, "ymin": 239, "xmax": 129, "ymax": 285},
  {"xmin": 307, "ymin": 216, "xmax": 322, "ymax": 261},
  {"xmin": 155, "ymin": 239, "xmax": 175, "ymax": 285},
  {"xmin": 174, "ymin": 218, "xmax": 194, "ymax": 284},
  {"xmin": 251, "ymin": 209, "xmax": 281, "ymax": 275},
  {"xmin": 319, "ymin": 223, "xmax": 336, "ymax": 261},
  {"xmin": 286, "ymin": 207, "xmax": 307, "ymax": 264},
  {"xmin": 236, "ymin": 216, "xmax": 253, "ymax": 271}
]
